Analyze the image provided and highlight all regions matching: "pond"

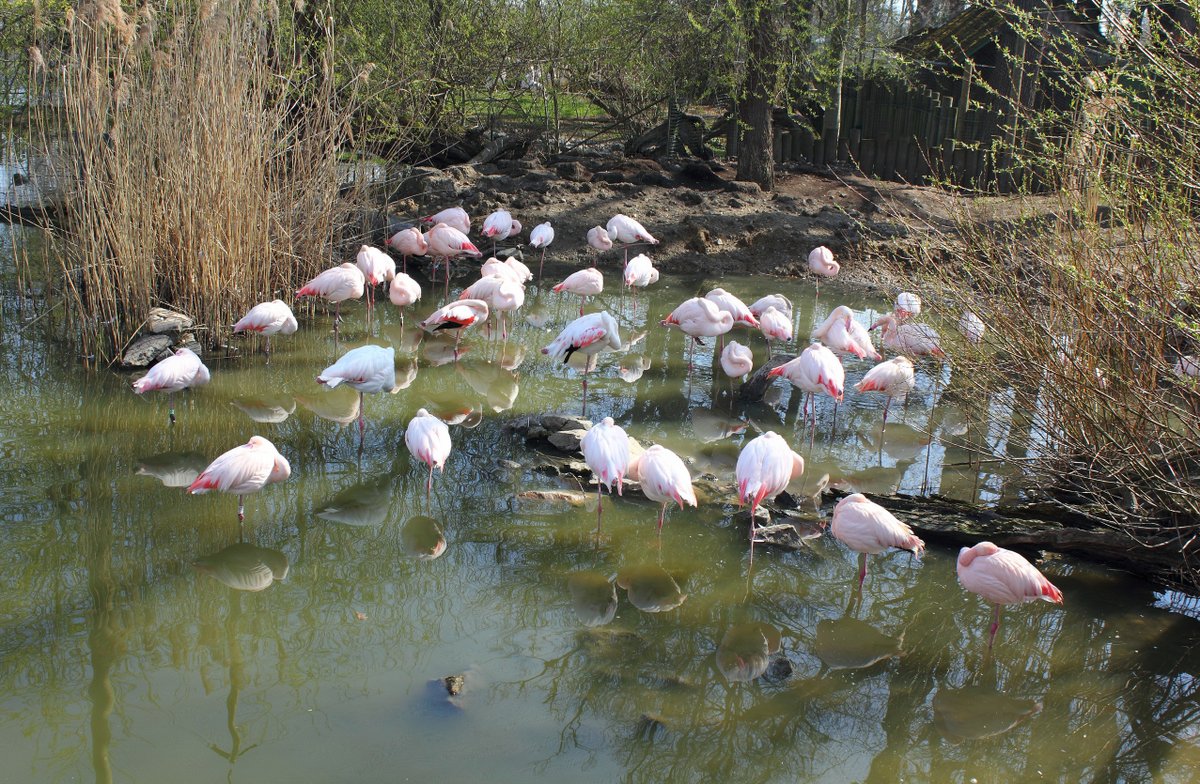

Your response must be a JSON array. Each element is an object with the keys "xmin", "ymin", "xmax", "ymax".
[{"xmin": 1, "ymin": 222, "xmax": 1199, "ymax": 783}]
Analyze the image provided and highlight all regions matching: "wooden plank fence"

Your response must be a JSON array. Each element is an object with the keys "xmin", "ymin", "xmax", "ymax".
[{"xmin": 768, "ymin": 77, "xmax": 1014, "ymax": 191}]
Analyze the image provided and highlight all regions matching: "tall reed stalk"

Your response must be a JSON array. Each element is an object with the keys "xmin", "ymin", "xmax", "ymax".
[{"xmin": 38, "ymin": 0, "xmax": 355, "ymax": 359}]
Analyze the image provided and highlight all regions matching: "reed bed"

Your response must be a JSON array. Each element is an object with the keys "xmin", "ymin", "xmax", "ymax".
[{"xmin": 36, "ymin": 0, "xmax": 357, "ymax": 360}]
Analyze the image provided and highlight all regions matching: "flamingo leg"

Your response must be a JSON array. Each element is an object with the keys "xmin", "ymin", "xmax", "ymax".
[
  {"xmin": 426, "ymin": 462, "xmax": 434, "ymax": 497},
  {"xmin": 358, "ymin": 391, "xmax": 365, "ymax": 441},
  {"xmin": 857, "ymin": 552, "xmax": 868, "ymax": 588},
  {"xmin": 237, "ymin": 497, "xmax": 245, "ymax": 524},
  {"xmin": 581, "ymin": 367, "xmax": 589, "ymax": 417},
  {"xmin": 265, "ymin": 334, "xmax": 272, "ymax": 359},
  {"xmin": 748, "ymin": 501, "xmax": 758, "ymax": 543},
  {"xmin": 882, "ymin": 396, "xmax": 893, "ymax": 434},
  {"xmin": 579, "ymin": 296, "xmax": 585, "ymax": 317},
  {"xmin": 657, "ymin": 503, "xmax": 666, "ymax": 533},
  {"xmin": 168, "ymin": 391, "xmax": 176, "ymax": 426},
  {"xmin": 596, "ymin": 484, "xmax": 603, "ymax": 535},
  {"xmin": 988, "ymin": 604, "xmax": 1002, "ymax": 648},
  {"xmin": 538, "ymin": 247, "xmax": 546, "ymax": 281}
]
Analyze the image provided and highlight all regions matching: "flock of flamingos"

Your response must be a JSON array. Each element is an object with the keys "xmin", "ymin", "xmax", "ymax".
[{"xmin": 130, "ymin": 205, "xmax": 1062, "ymax": 650}]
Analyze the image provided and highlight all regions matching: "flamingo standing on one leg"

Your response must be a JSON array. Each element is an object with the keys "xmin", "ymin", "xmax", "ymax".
[
  {"xmin": 767, "ymin": 343, "xmax": 845, "ymax": 444},
  {"xmin": 132, "ymin": 347, "xmax": 211, "ymax": 425},
  {"xmin": 623, "ymin": 253, "xmax": 659, "ymax": 291},
  {"xmin": 580, "ymin": 416, "xmax": 631, "ymax": 534},
  {"xmin": 758, "ymin": 305, "xmax": 793, "ymax": 357},
  {"xmin": 808, "ymin": 246, "xmax": 839, "ymax": 296},
  {"xmin": 830, "ymin": 493, "xmax": 925, "ymax": 588},
  {"xmin": 420, "ymin": 206, "xmax": 471, "ymax": 234},
  {"xmin": 736, "ymin": 431, "xmax": 804, "ymax": 544},
  {"xmin": 356, "ymin": 244, "xmax": 396, "ymax": 314},
  {"xmin": 296, "ymin": 263, "xmax": 365, "ymax": 338},
  {"xmin": 552, "ymin": 267, "xmax": 604, "ymax": 316},
  {"xmin": 628, "ymin": 444, "xmax": 696, "ymax": 533},
  {"xmin": 405, "ymin": 408, "xmax": 452, "ymax": 496},
  {"xmin": 720, "ymin": 341, "xmax": 754, "ymax": 380},
  {"xmin": 481, "ymin": 256, "xmax": 533, "ymax": 285},
  {"xmin": 529, "ymin": 221, "xmax": 554, "ymax": 280},
  {"xmin": 660, "ymin": 297, "xmax": 734, "ymax": 377},
  {"xmin": 705, "ymin": 287, "xmax": 759, "ymax": 352},
  {"xmin": 542, "ymin": 311, "xmax": 622, "ymax": 415},
  {"xmin": 388, "ymin": 272, "xmax": 423, "ymax": 325},
  {"xmin": 187, "ymin": 436, "xmax": 291, "ymax": 526},
  {"xmin": 316, "ymin": 344, "xmax": 398, "ymax": 441},
  {"xmin": 855, "ymin": 356, "xmax": 916, "ymax": 434},
  {"xmin": 957, "ymin": 541, "xmax": 1063, "ymax": 648},
  {"xmin": 461, "ymin": 274, "xmax": 525, "ymax": 339},
  {"xmin": 482, "ymin": 209, "xmax": 520, "ymax": 256},
  {"xmin": 233, "ymin": 299, "xmax": 298, "ymax": 360},
  {"xmin": 426, "ymin": 222, "xmax": 483, "ymax": 297},
  {"xmin": 607, "ymin": 213, "xmax": 659, "ymax": 266},
  {"xmin": 587, "ymin": 226, "xmax": 613, "ymax": 264},
  {"xmin": 387, "ymin": 226, "xmax": 428, "ymax": 273}
]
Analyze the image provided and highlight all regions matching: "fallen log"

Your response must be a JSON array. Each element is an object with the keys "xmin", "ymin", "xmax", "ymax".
[{"xmin": 737, "ymin": 353, "xmax": 796, "ymax": 403}]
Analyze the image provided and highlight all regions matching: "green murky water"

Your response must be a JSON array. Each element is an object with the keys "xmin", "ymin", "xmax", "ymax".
[{"xmin": 2, "ymin": 221, "xmax": 1200, "ymax": 784}]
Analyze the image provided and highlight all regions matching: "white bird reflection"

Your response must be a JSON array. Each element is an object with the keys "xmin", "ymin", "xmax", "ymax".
[
  {"xmin": 230, "ymin": 395, "xmax": 296, "ymax": 424},
  {"xmin": 457, "ymin": 361, "xmax": 520, "ymax": 413},
  {"xmin": 618, "ymin": 355, "xmax": 651, "ymax": 383},
  {"xmin": 715, "ymin": 622, "xmax": 782, "ymax": 683},
  {"xmin": 691, "ymin": 407, "xmax": 748, "ymax": 442},
  {"xmin": 193, "ymin": 543, "xmax": 289, "ymax": 592},
  {"xmin": 616, "ymin": 565, "xmax": 687, "ymax": 613},
  {"xmin": 423, "ymin": 335, "xmax": 469, "ymax": 366},
  {"xmin": 932, "ymin": 686, "xmax": 1042, "ymax": 741},
  {"xmin": 400, "ymin": 516, "xmax": 447, "ymax": 560},
  {"xmin": 567, "ymin": 571, "xmax": 618, "ymax": 627},
  {"xmin": 136, "ymin": 451, "xmax": 209, "ymax": 488},
  {"xmin": 315, "ymin": 476, "xmax": 393, "ymax": 527},
  {"xmin": 296, "ymin": 385, "xmax": 360, "ymax": 425},
  {"xmin": 813, "ymin": 617, "xmax": 902, "ymax": 670}
]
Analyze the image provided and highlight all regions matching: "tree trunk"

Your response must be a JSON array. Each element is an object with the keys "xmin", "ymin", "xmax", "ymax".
[{"xmin": 736, "ymin": 0, "xmax": 777, "ymax": 191}]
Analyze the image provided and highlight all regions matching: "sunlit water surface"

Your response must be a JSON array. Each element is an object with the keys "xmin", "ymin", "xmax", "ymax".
[{"xmin": 1, "ymin": 222, "xmax": 1199, "ymax": 784}]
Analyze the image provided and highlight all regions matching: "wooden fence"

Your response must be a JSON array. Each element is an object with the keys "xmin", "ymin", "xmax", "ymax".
[{"xmin": 746, "ymin": 77, "xmax": 1023, "ymax": 191}]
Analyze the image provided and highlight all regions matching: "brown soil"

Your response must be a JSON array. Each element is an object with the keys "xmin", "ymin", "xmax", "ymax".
[{"xmin": 371, "ymin": 153, "xmax": 1058, "ymax": 292}]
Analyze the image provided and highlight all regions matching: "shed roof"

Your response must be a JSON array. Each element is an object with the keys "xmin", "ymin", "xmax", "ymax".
[{"xmin": 894, "ymin": 4, "xmax": 1108, "ymax": 63}]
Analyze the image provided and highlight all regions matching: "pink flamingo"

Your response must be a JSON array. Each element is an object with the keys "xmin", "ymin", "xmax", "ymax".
[
  {"xmin": 419, "ymin": 298, "xmax": 489, "ymax": 359},
  {"xmin": 480, "ymin": 255, "xmax": 533, "ymax": 284},
  {"xmin": 387, "ymin": 226, "xmax": 428, "ymax": 273},
  {"xmin": 830, "ymin": 493, "xmax": 925, "ymax": 588},
  {"xmin": 356, "ymin": 244, "xmax": 396, "ymax": 313},
  {"xmin": 870, "ymin": 313, "xmax": 946, "ymax": 359},
  {"xmin": 606, "ymin": 213, "xmax": 659, "ymax": 265},
  {"xmin": 296, "ymin": 263, "xmax": 365, "ymax": 335},
  {"xmin": 233, "ymin": 299, "xmax": 298, "ymax": 359},
  {"xmin": 388, "ymin": 272, "xmax": 423, "ymax": 322},
  {"xmin": 758, "ymin": 305, "xmax": 793, "ymax": 355},
  {"xmin": 420, "ymin": 206, "xmax": 470, "ymax": 234},
  {"xmin": 959, "ymin": 311, "xmax": 986, "ymax": 344},
  {"xmin": 187, "ymin": 436, "xmax": 291, "ymax": 524},
  {"xmin": 552, "ymin": 267, "xmax": 604, "ymax": 316},
  {"xmin": 461, "ymin": 274, "xmax": 525, "ymax": 339},
  {"xmin": 317, "ymin": 344, "xmax": 397, "ymax": 439},
  {"xmin": 661, "ymin": 297, "xmax": 733, "ymax": 373},
  {"xmin": 720, "ymin": 341, "xmax": 754, "ymax": 380},
  {"xmin": 957, "ymin": 541, "xmax": 1063, "ymax": 648},
  {"xmin": 132, "ymin": 347, "xmax": 211, "ymax": 425},
  {"xmin": 808, "ymin": 246, "xmax": 839, "ymax": 295},
  {"xmin": 426, "ymin": 222, "xmax": 483, "ymax": 295},
  {"xmin": 767, "ymin": 343, "xmax": 845, "ymax": 441},
  {"xmin": 749, "ymin": 294, "xmax": 793, "ymax": 321},
  {"xmin": 482, "ymin": 209, "xmax": 521, "ymax": 254},
  {"xmin": 580, "ymin": 416, "xmax": 631, "ymax": 533},
  {"xmin": 736, "ymin": 431, "xmax": 804, "ymax": 543},
  {"xmin": 854, "ymin": 356, "xmax": 916, "ymax": 433},
  {"xmin": 542, "ymin": 311, "xmax": 622, "ymax": 415},
  {"xmin": 623, "ymin": 253, "xmax": 659, "ymax": 290},
  {"xmin": 705, "ymin": 287, "xmax": 760, "ymax": 351},
  {"xmin": 529, "ymin": 221, "xmax": 554, "ymax": 279},
  {"xmin": 405, "ymin": 408, "xmax": 452, "ymax": 495},
  {"xmin": 587, "ymin": 226, "xmax": 613, "ymax": 258},
  {"xmin": 812, "ymin": 305, "xmax": 882, "ymax": 361},
  {"xmin": 895, "ymin": 292, "xmax": 922, "ymax": 320},
  {"xmin": 628, "ymin": 444, "xmax": 696, "ymax": 533}
]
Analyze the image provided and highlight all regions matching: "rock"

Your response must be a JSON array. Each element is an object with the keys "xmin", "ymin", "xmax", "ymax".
[
  {"xmin": 676, "ymin": 161, "xmax": 724, "ymax": 187},
  {"xmin": 555, "ymin": 161, "xmax": 589, "ymax": 181},
  {"xmin": 548, "ymin": 428, "xmax": 588, "ymax": 452},
  {"xmin": 517, "ymin": 489, "xmax": 590, "ymax": 506},
  {"xmin": 593, "ymin": 171, "xmax": 624, "ymax": 185},
  {"xmin": 754, "ymin": 523, "xmax": 810, "ymax": 550},
  {"xmin": 495, "ymin": 247, "xmax": 524, "ymax": 263},
  {"xmin": 121, "ymin": 334, "xmax": 173, "ymax": 368},
  {"xmin": 388, "ymin": 166, "xmax": 456, "ymax": 203},
  {"xmin": 678, "ymin": 191, "xmax": 704, "ymax": 207},
  {"xmin": 175, "ymin": 333, "xmax": 203, "ymax": 354},
  {"xmin": 443, "ymin": 674, "xmax": 465, "ymax": 696},
  {"xmin": 726, "ymin": 180, "xmax": 762, "ymax": 195},
  {"xmin": 543, "ymin": 414, "xmax": 592, "ymax": 432},
  {"xmin": 145, "ymin": 307, "xmax": 194, "ymax": 334},
  {"xmin": 635, "ymin": 171, "xmax": 675, "ymax": 188}
]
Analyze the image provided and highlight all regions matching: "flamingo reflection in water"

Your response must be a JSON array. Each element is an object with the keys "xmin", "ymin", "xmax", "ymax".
[{"xmin": 401, "ymin": 516, "xmax": 447, "ymax": 560}]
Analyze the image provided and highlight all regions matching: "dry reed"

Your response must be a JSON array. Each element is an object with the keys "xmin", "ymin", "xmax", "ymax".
[{"xmin": 36, "ymin": 0, "xmax": 356, "ymax": 359}]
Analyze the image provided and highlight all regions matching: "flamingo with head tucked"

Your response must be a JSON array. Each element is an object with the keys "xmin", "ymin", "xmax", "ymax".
[
  {"xmin": 419, "ymin": 298, "xmax": 489, "ymax": 359},
  {"xmin": 420, "ymin": 207, "xmax": 470, "ymax": 234},
  {"xmin": 808, "ymin": 246, "xmax": 839, "ymax": 295},
  {"xmin": 831, "ymin": 493, "xmax": 924, "ymax": 588},
  {"xmin": 529, "ymin": 221, "xmax": 554, "ymax": 279},
  {"xmin": 812, "ymin": 305, "xmax": 881, "ymax": 361},
  {"xmin": 758, "ymin": 306, "xmax": 793, "ymax": 355},
  {"xmin": 957, "ymin": 541, "xmax": 1063, "ymax": 648},
  {"xmin": 387, "ymin": 227, "xmax": 428, "ymax": 273},
  {"xmin": 356, "ymin": 245, "xmax": 396, "ymax": 313},
  {"xmin": 405, "ymin": 408, "xmax": 452, "ymax": 495},
  {"xmin": 767, "ymin": 343, "xmax": 845, "ymax": 442},
  {"xmin": 482, "ymin": 210, "xmax": 520, "ymax": 255},
  {"xmin": 427, "ymin": 222, "xmax": 483, "ymax": 295},
  {"xmin": 187, "ymin": 436, "xmax": 291, "ymax": 525},
  {"xmin": 233, "ymin": 300, "xmax": 298, "ymax": 359},
  {"xmin": 736, "ymin": 432, "xmax": 804, "ymax": 543},
  {"xmin": 661, "ymin": 297, "xmax": 734, "ymax": 374},
  {"xmin": 628, "ymin": 444, "xmax": 695, "ymax": 533},
  {"xmin": 720, "ymin": 341, "xmax": 753, "ymax": 380},
  {"xmin": 461, "ymin": 274, "xmax": 525, "ymax": 339},
  {"xmin": 317, "ymin": 344, "xmax": 397, "ymax": 439},
  {"xmin": 895, "ymin": 292, "xmax": 922, "ymax": 321},
  {"xmin": 132, "ymin": 347, "xmax": 211, "ymax": 425},
  {"xmin": 552, "ymin": 267, "xmax": 604, "ymax": 316},
  {"xmin": 580, "ymin": 417, "xmax": 631, "ymax": 533},
  {"xmin": 297, "ymin": 263, "xmax": 365, "ymax": 334},
  {"xmin": 855, "ymin": 356, "xmax": 916, "ymax": 433},
  {"xmin": 607, "ymin": 214, "xmax": 659, "ymax": 265}
]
